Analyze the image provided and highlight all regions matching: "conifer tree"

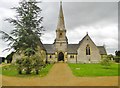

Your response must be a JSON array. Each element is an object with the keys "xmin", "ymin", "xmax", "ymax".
[
  {"xmin": 0, "ymin": 0, "xmax": 44, "ymax": 74},
  {"xmin": 0, "ymin": 0, "xmax": 43, "ymax": 54}
]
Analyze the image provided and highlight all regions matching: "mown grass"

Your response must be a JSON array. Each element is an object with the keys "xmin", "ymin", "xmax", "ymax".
[
  {"xmin": 68, "ymin": 63, "xmax": 119, "ymax": 77},
  {"xmin": 0, "ymin": 64, "xmax": 53, "ymax": 77}
]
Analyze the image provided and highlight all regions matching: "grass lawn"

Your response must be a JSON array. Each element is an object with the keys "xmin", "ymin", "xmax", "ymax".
[
  {"xmin": 0, "ymin": 64, "xmax": 53, "ymax": 77},
  {"xmin": 68, "ymin": 63, "xmax": 119, "ymax": 77}
]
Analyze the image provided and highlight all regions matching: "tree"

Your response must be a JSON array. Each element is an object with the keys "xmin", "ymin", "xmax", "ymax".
[
  {"xmin": 114, "ymin": 51, "xmax": 120, "ymax": 63},
  {"xmin": 0, "ymin": 0, "xmax": 45, "ymax": 74},
  {"xmin": 0, "ymin": 0, "xmax": 43, "ymax": 54}
]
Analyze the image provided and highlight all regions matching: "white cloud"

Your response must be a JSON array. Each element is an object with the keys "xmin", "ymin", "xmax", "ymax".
[{"xmin": 41, "ymin": 31, "xmax": 56, "ymax": 44}]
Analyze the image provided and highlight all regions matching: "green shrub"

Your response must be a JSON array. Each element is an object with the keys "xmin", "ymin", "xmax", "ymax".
[
  {"xmin": 101, "ymin": 57, "xmax": 111, "ymax": 69},
  {"xmin": 16, "ymin": 55, "xmax": 45, "ymax": 75},
  {"xmin": 114, "ymin": 56, "xmax": 120, "ymax": 63},
  {"xmin": 31, "ymin": 55, "xmax": 44, "ymax": 74}
]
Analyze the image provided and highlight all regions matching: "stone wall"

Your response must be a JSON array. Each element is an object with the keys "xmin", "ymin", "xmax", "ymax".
[
  {"xmin": 47, "ymin": 54, "xmax": 57, "ymax": 63},
  {"xmin": 55, "ymin": 42, "xmax": 67, "ymax": 52},
  {"xmin": 67, "ymin": 54, "xmax": 77, "ymax": 63}
]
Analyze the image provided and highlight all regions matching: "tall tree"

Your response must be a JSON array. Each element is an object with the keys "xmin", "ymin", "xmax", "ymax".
[
  {"xmin": 0, "ymin": 0, "xmax": 45, "ymax": 74},
  {"xmin": 0, "ymin": 0, "xmax": 44, "ymax": 54}
]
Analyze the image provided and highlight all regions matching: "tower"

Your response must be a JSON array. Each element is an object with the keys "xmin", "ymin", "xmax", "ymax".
[{"xmin": 54, "ymin": 1, "xmax": 68, "ymax": 58}]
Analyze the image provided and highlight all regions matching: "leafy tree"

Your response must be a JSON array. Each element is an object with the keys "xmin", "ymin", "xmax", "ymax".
[{"xmin": 0, "ymin": 0, "xmax": 45, "ymax": 74}]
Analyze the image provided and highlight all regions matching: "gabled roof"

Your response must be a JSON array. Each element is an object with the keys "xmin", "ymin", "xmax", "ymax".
[
  {"xmin": 97, "ymin": 46, "xmax": 107, "ymax": 55},
  {"xmin": 78, "ymin": 34, "xmax": 88, "ymax": 45},
  {"xmin": 78, "ymin": 34, "xmax": 107, "ymax": 55},
  {"xmin": 43, "ymin": 44, "xmax": 55, "ymax": 54},
  {"xmin": 67, "ymin": 44, "xmax": 79, "ymax": 54},
  {"xmin": 67, "ymin": 33, "xmax": 95, "ymax": 54},
  {"xmin": 79, "ymin": 33, "xmax": 96, "ymax": 47}
]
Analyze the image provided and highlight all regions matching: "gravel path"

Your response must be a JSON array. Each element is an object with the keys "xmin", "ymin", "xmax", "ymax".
[{"xmin": 1, "ymin": 63, "xmax": 118, "ymax": 86}]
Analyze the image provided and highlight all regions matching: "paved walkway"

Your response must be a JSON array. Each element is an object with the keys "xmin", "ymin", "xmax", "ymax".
[{"xmin": 1, "ymin": 63, "xmax": 118, "ymax": 86}]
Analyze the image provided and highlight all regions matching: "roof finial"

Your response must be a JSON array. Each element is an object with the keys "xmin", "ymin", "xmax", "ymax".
[
  {"xmin": 86, "ymin": 32, "xmax": 88, "ymax": 35},
  {"xmin": 60, "ymin": 1, "xmax": 62, "ymax": 5}
]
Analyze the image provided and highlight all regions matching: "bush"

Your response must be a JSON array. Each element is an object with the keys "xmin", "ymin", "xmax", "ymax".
[
  {"xmin": 16, "ymin": 59, "xmax": 23, "ymax": 74},
  {"xmin": 16, "ymin": 55, "xmax": 45, "ymax": 75},
  {"xmin": 114, "ymin": 56, "xmax": 120, "ymax": 63},
  {"xmin": 31, "ymin": 55, "xmax": 44, "ymax": 74},
  {"xmin": 101, "ymin": 57, "xmax": 111, "ymax": 69}
]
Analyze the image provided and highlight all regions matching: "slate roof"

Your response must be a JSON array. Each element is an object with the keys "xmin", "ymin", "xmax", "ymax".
[
  {"xmin": 42, "ymin": 34, "xmax": 107, "ymax": 55},
  {"xmin": 67, "ymin": 44, "xmax": 79, "ymax": 54},
  {"xmin": 97, "ymin": 46, "xmax": 107, "ymax": 55},
  {"xmin": 66, "ymin": 34, "xmax": 89, "ymax": 54},
  {"xmin": 43, "ymin": 44, "xmax": 55, "ymax": 54},
  {"xmin": 43, "ymin": 44, "xmax": 107, "ymax": 55}
]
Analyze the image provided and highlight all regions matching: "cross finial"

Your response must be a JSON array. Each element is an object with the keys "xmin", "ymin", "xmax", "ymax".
[{"xmin": 86, "ymin": 32, "xmax": 88, "ymax": 35}]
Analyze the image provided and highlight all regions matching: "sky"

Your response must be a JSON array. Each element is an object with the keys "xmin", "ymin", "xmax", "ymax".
[{"xmin": 0, "ymin": 0, "xmax": 118, "ymax": 57}]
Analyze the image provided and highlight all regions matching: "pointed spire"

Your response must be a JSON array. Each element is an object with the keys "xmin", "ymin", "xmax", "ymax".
[{"xmin": 57, "ymin": 1, "xmax": 65, "ymax": 30}]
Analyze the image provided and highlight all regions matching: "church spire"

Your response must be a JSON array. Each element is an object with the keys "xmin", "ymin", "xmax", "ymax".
[{"xmin": 57, "ymin": 1, "xmax": 65, "ymax": 30}]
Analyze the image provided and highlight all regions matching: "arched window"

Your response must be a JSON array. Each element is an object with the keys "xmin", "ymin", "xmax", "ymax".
[{"xmin": 86, "ymin": 44, "xmax": 90, "ymax": 55}]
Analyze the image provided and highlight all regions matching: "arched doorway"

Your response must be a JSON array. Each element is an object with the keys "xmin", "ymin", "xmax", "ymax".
[{"xmin": 58, "ymin": 52, "xmax": 64, "ymax": 61}]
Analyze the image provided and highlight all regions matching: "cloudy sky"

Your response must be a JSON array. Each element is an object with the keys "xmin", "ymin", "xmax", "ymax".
[{"xmin": 0, "ymin": 0, "xmax": 118, "ymax": 57}]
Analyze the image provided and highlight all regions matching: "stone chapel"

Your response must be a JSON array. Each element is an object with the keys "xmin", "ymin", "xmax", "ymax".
[
  {"xmin": 42, "ymin": 2, "xmax": 107, "ymax": 63},
  {"xmin": 13, "ymin": 2, "xmax": 107, "ymax": 63}
]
